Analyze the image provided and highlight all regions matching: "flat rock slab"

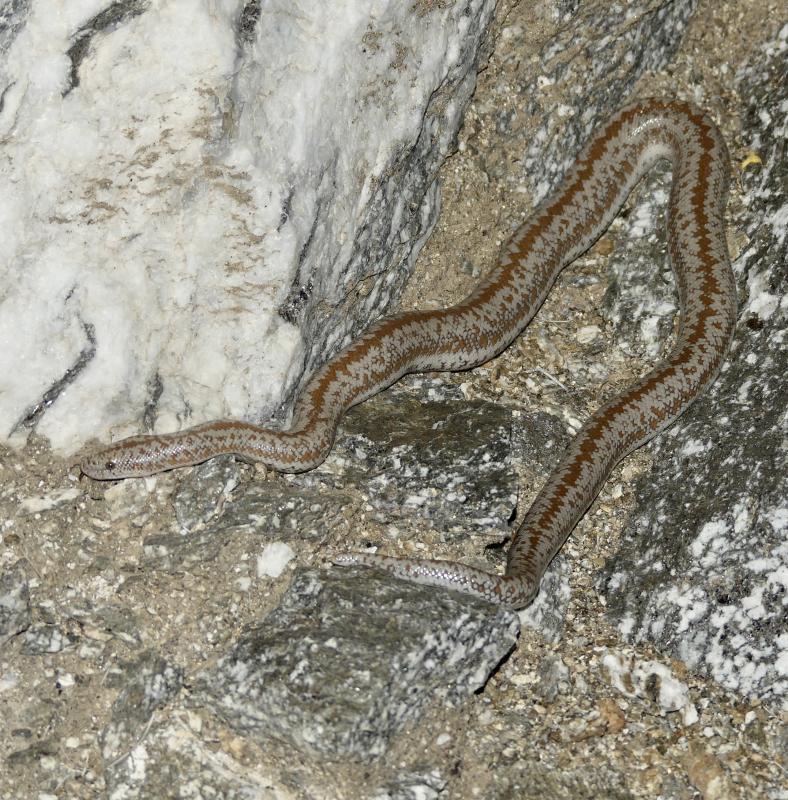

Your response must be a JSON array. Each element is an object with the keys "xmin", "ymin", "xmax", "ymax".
[
  {"xmin": 195, "ymin": 567, "xmax": 519, "ymax": 761},
  {"xmin": 303, "ymin": 378, "xmax": 519, "ymax": 541},
  {"xmin": 210, "ymin": 479, "xmax": 356, "ymax": 543}
]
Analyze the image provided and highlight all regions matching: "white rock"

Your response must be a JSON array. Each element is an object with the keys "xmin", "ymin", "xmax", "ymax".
[
  {"xmin": 601, "ymin": 651, "xmax": 698, "ymax": 722},
  {"xmin": 575, "ymin": 324, "xmax": 601, "ymax": 344},
  {"xmin": 256, "ymin": 542, "xmax": 295, "ymax": 579},
  {"xmin": 0, "ymin": 0, "xmax": 495, "ymax": 454}
]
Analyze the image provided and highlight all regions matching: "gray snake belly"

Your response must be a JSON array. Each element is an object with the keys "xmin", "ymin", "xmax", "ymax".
[{"xmin": 81, "ymin": 99, "xmax": 737, "ymax": 609}]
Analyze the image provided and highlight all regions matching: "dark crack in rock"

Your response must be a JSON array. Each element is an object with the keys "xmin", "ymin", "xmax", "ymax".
[
  {"xmin": 64, "ymin": 0, "xmax": 149, "ymax": 95},
  {"xmin": 304, "ymin": 378, "xmax": 518, "ymax": 541},
  {"xmin": 196, "ymin": 567, "xmax": 519, "ymax": 761},
  {"xmin": 0, "ymin": 561, "xmax": 30, "ymax": 647},
  {"xmin": 599, "ymin": 27, "xmax": 788, "ymax": 708},
  {"xmin": 238, "ymin": 0, "xmax": 261, "ymax": 44}
]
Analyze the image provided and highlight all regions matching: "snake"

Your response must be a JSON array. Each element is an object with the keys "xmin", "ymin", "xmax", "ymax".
[{"xmin": 81, "ymin": 98, "xmax": 737, "ymax": 609}]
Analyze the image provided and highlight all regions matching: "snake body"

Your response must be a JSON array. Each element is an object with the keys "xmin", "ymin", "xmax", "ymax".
[{"xmin": 81, "ymin": 99, "xmax": 737, "ymax": 609}]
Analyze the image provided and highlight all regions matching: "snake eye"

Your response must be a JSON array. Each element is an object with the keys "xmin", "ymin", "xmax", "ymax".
[{"xmin": 105, "ymin": 460, "xmax": 117, "ymax": 472}]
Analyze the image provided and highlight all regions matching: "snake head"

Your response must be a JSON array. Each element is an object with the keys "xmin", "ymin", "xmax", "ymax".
[
  {"xmin": 79, "ymin": 434, "xmax": 167, "ymax": 480},
  {"xmin": 80, "ymin": 453, "xmax": 121, "ymax": 480}
]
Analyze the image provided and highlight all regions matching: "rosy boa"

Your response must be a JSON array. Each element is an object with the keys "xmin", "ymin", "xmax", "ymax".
[{"xmin": 82, "ymin": 99, "xmax": 737, "ymax": 609}]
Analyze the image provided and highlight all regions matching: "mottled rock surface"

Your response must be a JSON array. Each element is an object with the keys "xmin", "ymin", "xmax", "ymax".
[
  {"xmin": 101, "ymin": 653, "xmax": 184, "ymax": 796},
  {"xmin": 599, "ymin": 25, "xmax": 788, "ymax": 709},
  {"xmin": 196, "ymin": 568, "xmax": 519, "ymax": 761},
  {"xmin": 303, "ymin": 379, "xmax": 517, "ymax": 537},
  {"xmin": 0, "ymin": 562, "xmax": 30, "ymax": 647},
  {"xmin": 516, "ymin": 0, "xmax": 697, "ymax": 204},
  {"xmin": 369, "ymin": 769, "xmax": 448, "ymax": 800}
]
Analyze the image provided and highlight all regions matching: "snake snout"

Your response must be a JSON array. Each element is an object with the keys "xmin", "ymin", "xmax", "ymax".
[
  {"xmin": 80, "ymin": 452, "xmax": 121, "ymax": 480},
  {"xmin": 80, "ymin": 434, "xmax": 156, "ymax": 480}
]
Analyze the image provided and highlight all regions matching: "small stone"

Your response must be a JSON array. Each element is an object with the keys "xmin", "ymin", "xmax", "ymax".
[
  {"xmin": 597, "ymin": 697, "xmax": 626, "ymax": 734},
  {"xmin": 576, "ymin": 324, "xmax": 601, "ymax": 344},
  {"xmin": 256, "ymin": 542, "xmax": 295, "ymax": 578},
  {"xmin": 683, "ymin": 743, "xmax": 732, "ymax": 800},
  {"xmin": 22, "ymin": 624, "xmax": 78, "ymax": 655}
]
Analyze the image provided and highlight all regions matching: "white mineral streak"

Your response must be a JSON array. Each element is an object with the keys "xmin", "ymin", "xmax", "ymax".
[{"xmin": 0, "ymin": 0, "xmax": 493, "ymax": 453}]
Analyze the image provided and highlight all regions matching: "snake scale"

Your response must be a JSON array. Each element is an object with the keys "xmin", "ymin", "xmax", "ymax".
[{"xmin": 81, "ymin": 98, "xmax": 737, "ymax": 609}]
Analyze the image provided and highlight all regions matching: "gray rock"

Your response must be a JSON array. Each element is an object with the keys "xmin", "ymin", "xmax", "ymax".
[
  {"xmin": 102, "ymin": 653, "xmax": 184, "ymax": 794},
  {"xmin": 305, "ymin": 378, "xmax": 518, "ymax": 540},
  {"xmin": 0, "ymin": 561, "xmax": 30, "ymax": 647},
  {"xmin": 369, "ymin": 769, "xmax": 447, "ymax": 800},
  {"xmin": 163, "ymin": 378, "xmax": 521, "ymax": 581},
  {"xmin": 103, "ymin": 716, "xmax": 283, "ymax": 800},
  {"xmin": 519, "ymin": 555, "xmax": 572, "ymax": 644},
  {"xmin": 599, "ymin": 27, "xmax": 788, "ymax": 708},
  {"xmin": 172, "ymin": 455, "xmax": 242, "ymax": 532},
  {"xmin": 195, "ymin": 567, "xmax": 519, "ymax": 761},
  {"xmin": 511, "ymin": 413, "xmax": 573, "ymax": 640},
  {"xmin": 102, "ymin": 653, "xmax": 184, "ymax": 760},
  {"xmin": 142, "ymin": 526, "xmax": 231, "ymax": 572},
  {"xmin": 511, "ymin": 410, "xmax": 571, "ymax": 482},
  {"xmin": 206, "ymin": 476, "xmax": 355, "ymax": 544},
  {"xmin": 145, "ymin": 464, "xmax": 354, "ymax": 572},
  {"xmin": 0, "ymin": 0, "xmax": 29, "ymax": 56},
  {"xmin": 69, "ymin": 601, "xmax": 142, "ymax": 647},
  {"xmin": 601, "ymin": 164, "xmax": 682, "ymax": 359},
  {"xmin": 535, "ymin": 654, "xmax": 571, "ymax": 705},
  {"xmin": 21, "ymin": 623, "xmax": 79, "ymax": 655},
  {"xmin": 518, "ymin": 0, "xmax": 697, "ymax": 206}
]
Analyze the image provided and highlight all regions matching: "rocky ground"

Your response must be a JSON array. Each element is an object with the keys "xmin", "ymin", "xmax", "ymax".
[{"xmin": 1, "ymin": 1, "xmax": 786, "ymax": 799}]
